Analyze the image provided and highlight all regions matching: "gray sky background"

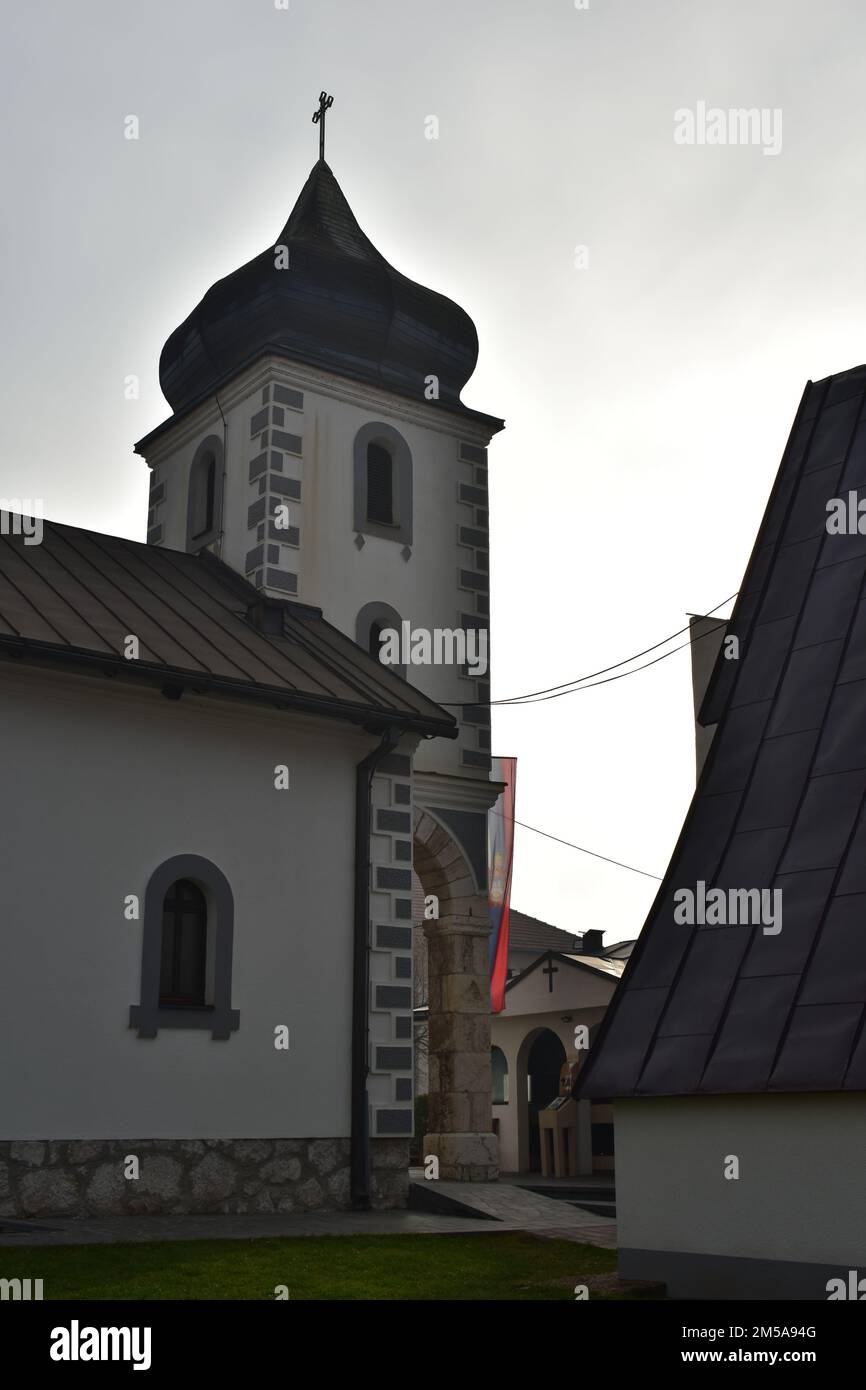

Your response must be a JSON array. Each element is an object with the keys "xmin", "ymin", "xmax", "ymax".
[{"xmin": 3, "ymin": 0, "xmax": 866, "ymax": 940}]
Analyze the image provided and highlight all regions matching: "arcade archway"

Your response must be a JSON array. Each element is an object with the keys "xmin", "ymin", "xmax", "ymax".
[{"xmin": 413, "ymin": 806, "xmax": 498, "ymax": 1182}]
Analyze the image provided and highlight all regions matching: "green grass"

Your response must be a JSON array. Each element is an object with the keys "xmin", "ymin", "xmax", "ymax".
[{"xmin": 0, "ymin": 1232, "xmax": 629, "ymax": 1300}]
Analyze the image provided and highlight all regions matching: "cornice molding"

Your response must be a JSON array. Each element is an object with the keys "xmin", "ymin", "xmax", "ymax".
[{"xmin": 137, "ymin": 353, "xmax": 500, "ymax": 465}]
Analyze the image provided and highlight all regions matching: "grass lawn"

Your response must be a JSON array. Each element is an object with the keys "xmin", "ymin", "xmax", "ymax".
[{"xmin": 0, "ymin": 1232, "xmax": 639, "ymax": 1300}]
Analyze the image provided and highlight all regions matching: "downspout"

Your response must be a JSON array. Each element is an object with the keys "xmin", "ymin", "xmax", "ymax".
[
  {"xmin": 351, "ymin": 724, "xmax": 400, "ymax": 1208},
  {"xmin": 213, "ymin": 389, "xmax": 228, "ymax": 561}
]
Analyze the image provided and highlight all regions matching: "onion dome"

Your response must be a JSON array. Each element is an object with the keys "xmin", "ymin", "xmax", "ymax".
[{"xmin": 159, "ymin": 160, "xmax": 482, "ymax": 417}]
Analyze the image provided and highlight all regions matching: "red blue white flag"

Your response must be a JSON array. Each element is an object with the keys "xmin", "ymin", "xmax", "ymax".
[{"xmin": 488, "ymin": 757, "xmax": 516, "ymax": 1013}]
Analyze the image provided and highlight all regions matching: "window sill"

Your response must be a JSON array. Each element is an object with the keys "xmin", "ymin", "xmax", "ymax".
[
  {"xmin": 129, "ymin": 1003, "xmax": 240, "ymax": 1040},
  {"xmin": 357, "ymin": 521, "xmax": 411, "ymax": 545}
]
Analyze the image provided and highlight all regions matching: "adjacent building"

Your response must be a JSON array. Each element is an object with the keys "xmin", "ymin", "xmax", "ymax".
[{"xmin": 580, "ymin": 364, "xmax": 866, "ymax": 1299}]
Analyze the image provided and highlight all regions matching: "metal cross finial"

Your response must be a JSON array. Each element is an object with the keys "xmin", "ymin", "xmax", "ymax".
[{"xmin": 312, "ymin": 91, "xmax": 334, "ymax": 161}]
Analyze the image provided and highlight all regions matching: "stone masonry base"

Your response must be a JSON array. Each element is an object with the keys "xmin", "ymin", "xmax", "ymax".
[
  {"xmin": 0, "ymin": 1138, "xmax": 409, "ymax": 1219},
  {"xmin": 423, "ymin": 1131, "xmax": 499, "ymax": 1182}
]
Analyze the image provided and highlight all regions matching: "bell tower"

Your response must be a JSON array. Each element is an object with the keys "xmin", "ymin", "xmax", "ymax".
[
  {"xmin": 134, "ymin": 114, "xmax": 505, "ymax": 1176},
  {"xmin": 135, "ymin": 141, "xmax": 503, "ymax": 783}
]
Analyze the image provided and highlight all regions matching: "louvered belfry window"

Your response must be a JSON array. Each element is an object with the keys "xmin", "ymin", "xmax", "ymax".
[{"xmin": 366, "ymin": 442, "xmax": 394, "ymax": 525}]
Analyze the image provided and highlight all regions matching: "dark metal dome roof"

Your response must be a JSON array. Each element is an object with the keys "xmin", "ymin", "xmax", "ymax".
[{"xmin": 159, "ymin": 159, "xmax": 483, "ymax": 417}]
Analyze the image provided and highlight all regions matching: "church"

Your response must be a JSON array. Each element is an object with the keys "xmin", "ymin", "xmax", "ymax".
[{"xmin": 0, "ymin": 109, "xmax": 507, "ymax": 1219}]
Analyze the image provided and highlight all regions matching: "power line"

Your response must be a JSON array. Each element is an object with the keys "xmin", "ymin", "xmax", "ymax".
[
  {"xmin": 490, "ymin": 808, "xmax": 662, "ymax": 881},
  {"xmin": 468, "ymin": 605, "xmax": 739, "ymax": 883},
  {"xmin": 437, "ymin": 593, "xmax": 737, "ymax": 708},
  {"xmin": 498, "ymin": 619, "xmax": 728, "ymax": 704},
  {"xmin": 494, "ymin": 593, "xmax": 737, "ymax": 705}
]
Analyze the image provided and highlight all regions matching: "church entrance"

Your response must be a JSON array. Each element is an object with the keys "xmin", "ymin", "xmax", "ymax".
[{"xmin": 527, "ymin": 1029, "xmax": 567, "ymax": 1172}]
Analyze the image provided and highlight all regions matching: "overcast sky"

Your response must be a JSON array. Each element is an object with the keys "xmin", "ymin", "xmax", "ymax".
[{"xmin": 3, "ymin": 0, "xmax": 866, "ymax": 941}]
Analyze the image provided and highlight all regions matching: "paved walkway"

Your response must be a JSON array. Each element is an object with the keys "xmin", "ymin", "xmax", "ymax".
[
  {"xmin": 0, "ymin": 1178, "xmax": 617, "ymax": 1251},
  {"xmin": 409, "ymin": 1178, "xmax": 617, "ymax": 1249}
]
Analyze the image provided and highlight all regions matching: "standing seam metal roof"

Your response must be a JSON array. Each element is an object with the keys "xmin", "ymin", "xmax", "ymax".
[
  {"xmin": 580, "ymin": 363, "xmax": 866, "ymax": 1099},
  {"xmin": 0, "ymin": 518, "xmax": 458, "ymax": 736}
]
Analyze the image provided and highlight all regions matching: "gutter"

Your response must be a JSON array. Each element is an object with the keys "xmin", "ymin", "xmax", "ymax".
[
  {"xmin": 213, "ymin": 388, "xmax": 229, "ymax": 561},
  {"xmin": 0, "ymin": 638, "xmax": 456, "ymax": 741},
  {"xmin": 351, "ymin": 725, "xmax": 400, "ymax": 1209}
]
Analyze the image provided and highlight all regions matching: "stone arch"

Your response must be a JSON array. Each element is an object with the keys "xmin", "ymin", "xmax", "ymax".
[{"xmin": 413, "ymin": 806, "xmax": 498, "ymax": 1182}]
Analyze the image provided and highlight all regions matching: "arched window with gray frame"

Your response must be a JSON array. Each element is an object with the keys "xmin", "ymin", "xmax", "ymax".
[
  {"xmin": 129, "ymin": 854, "xmax": 239, "ymax": 1039},
  {"xmin": 357, "ymin": 600, "xmax": 406, "ymax": 678},
  {"xmin": 187, "ymin": 434, "xmax": 224, "ymax": 551},
  {"xmin": 353, "ymin": 422, "xmax": 412, "ymax": 546}
]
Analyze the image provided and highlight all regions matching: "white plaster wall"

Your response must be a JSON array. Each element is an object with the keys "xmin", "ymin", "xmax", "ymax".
[
  {"xmin": 500, "ymin": 964, "xmax": 616, "ymax": 1018},
  {"xmin": 616, "ymin": 1094, "xmax": 866, "ymax": 1266},
  {"xmin": 288, "ymin": 372, "xmax": 492, "ymax": 779},
  {"xmin": 0, "ymin": 664, "xmax": 372, "ymax": 1141},
  {"xmin": 491, "ymin": 1006, "xmax": 608, "ymax": 1171}
]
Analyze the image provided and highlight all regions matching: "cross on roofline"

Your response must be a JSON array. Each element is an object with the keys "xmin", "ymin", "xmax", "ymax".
[
  {"xmin": 542, "ymin": 959, "xmax": 559, "ymax": 993},
  {"xmin": 312, "ymin": 91, "xmax": 334, "ymax": 161}
]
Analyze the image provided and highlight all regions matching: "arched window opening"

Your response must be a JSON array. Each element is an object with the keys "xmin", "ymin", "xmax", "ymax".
[
  {"xmin": 492, "ymin": 1045, "xmax": 509, "ymax": 1105},
  {"xmin": 357, "ymin": 602, "xmax": 405, "ymax": 678},
  {"xmin": 189, "ymin": 452, "xmax": 216, "ymax": 540},
  {"xmin": 130, "ymin": 853, "xmax": 238, "ymax": 1038},
  {"xmin": 159, "ymin": 878, "xmax": 208, "ymax": 1007},
  {"xmin": 369, "ymin": 620, "xmax": 385, "ymax": 662},
  {"xmin": 366, "ymin": 442, "xmax": 395, "ymax": 526},
  {"xmin": 353, "ymin": 422, "xmax": 412, "ymax": 546}
]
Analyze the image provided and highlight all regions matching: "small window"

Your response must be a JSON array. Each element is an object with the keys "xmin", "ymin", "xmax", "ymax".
[
  {"xmin": 369, "ymin": 620, "xmax": 385, "ymax": 663},
  {"xmin": 357, "ymin": 602, "xmax": 405, "ymax": 678},
  {"xmin": 159, "ymin": 878, "xmax": 208, "ymax": 1007},
  {"xmin": 492, "ymin": 1045, "xmax": 509, "ymax": 1104},
  {"xmin": 186, "ymin": 435, "xmax": 224, "ymax": 552},
  {"xmin": 353, "ymin": 422, "xmax": 412, "ymax": 546},
  {"xmin": 366, "ymin": 442, "xmax": 394, "ymax": 525},
  {"xmin": 190, "ymin": 453, "xmax": 216, "ymax": 539},
  {"xmin": 130, "ymin": 854, "xmax": 239, "ymax": 1038}
]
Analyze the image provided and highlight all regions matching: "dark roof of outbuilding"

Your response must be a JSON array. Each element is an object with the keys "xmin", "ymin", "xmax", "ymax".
[
  {"xmin": 150, "ymin": 159, "xmax": 504, "ymax": 436},
  {"xmin": 508, "ymin": 909, "xmax": 583, "ymax": 954},
  {"xmin": 602, "ymin": 940, "xmax": 636, "ymax": 959},
  {"xmin": 0, "ymin": 517, "xmax": 458, "ymax": 738},
  {"xmin": 580, "ymin": 363, "xmax": 866, "ymax": 1100}
]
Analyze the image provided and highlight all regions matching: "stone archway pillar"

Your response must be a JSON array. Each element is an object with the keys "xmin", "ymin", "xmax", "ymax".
[{"xmin": 423, "ymin": 902, "xmax": 499, "ymax": 1182}]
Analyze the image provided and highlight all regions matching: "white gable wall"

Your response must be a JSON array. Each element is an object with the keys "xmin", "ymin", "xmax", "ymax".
[
  {"xmin": 0, "ymin": 663, "xmax": 366, "ymax": 1140},
  {"xmin": 616, "ymin": 1094, "xmax": 866, "ymax": 1297}
]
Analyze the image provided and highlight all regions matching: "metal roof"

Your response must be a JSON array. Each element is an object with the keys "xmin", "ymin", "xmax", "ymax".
[
  {"xmin": 149, "ymin": 159, "xmax": 504, "ymax": 440},
  {"xmin": 0, "ymin": 517, "xmax": 458, "ymax": 738},
  {"xmin": 505, "ymin": 949, "xmax": 625, "ymax": 997},
  {"xmin": 580, "ymin": 363, "xmax": 866, "ymax": 1099}
]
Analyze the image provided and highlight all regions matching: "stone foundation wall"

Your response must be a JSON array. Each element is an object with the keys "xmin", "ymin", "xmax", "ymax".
[{"xmin": 0, "ymin": 1138, "xmax": 409, "ymax": 1219}]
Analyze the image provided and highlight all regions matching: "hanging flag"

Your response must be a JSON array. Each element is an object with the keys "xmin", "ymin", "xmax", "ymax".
[{"xmin": 488, "ymin": 756, "xmax": 517, "ymax": 1013}]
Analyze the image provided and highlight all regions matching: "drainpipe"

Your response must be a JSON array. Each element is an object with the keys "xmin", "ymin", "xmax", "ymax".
[
  {"xmin": 214, "ymin": 389, "xmax": 228, "ymax": 561},
  {"xmin": 351, "ymin": 724, "xmax": 400, "ymax": 1208}
]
